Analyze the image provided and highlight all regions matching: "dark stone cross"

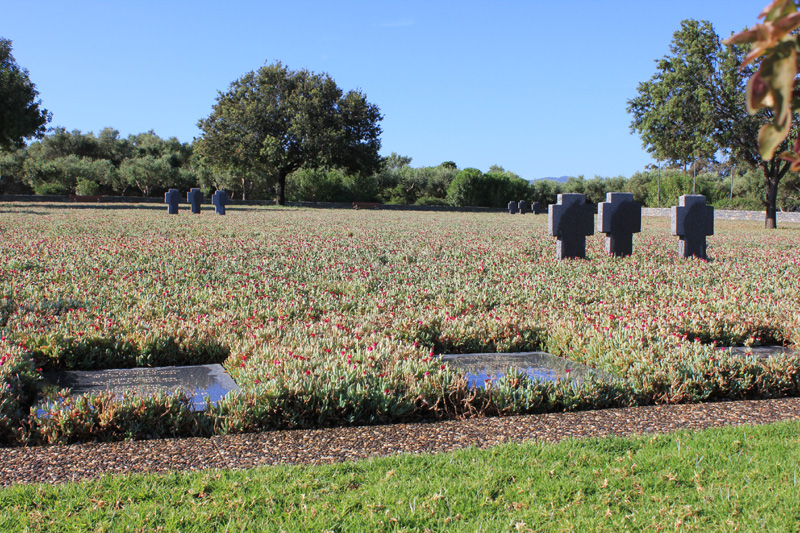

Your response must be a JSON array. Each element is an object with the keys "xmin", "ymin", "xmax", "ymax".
[
  {"xmin": 597, "ymin": 192, "xmax": 642, "ymax": 256},
  {"xmin": 548, "ymin": 193, "xmax": 594, "ymax": 259},
  {"xmin": 187, "ymin": 188, "xmax": 203, "ymax": 214},
  {"xmin": 531, "ymin": 201, "xmax": 542, "ymax": 215},
  {"xmin": 508, "ymin": 200, "xmax": 518, "ymax": 214},
  {"xmin": 212, "ymin": 190, "xmax": 229, "ymax": 215},
  {"xmin": 518, "ymin": 199, "xmax": 528, "ymax": 214},
  {"xmin": 164, "ymin": 188, "xmax": 181, "ymax": 214},
  {"xmin": 671, "ymin": 194, "xmax": 714, "ymax": 259}
]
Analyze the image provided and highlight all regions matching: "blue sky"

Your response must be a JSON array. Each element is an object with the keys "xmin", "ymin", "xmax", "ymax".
[{"xmin": 5, "ymin": 1, "xmax": 763, "ymax": 180}]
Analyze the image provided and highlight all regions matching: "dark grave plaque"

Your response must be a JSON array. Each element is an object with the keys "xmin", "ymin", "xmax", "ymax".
[
  {"xmin": 440, "ymin": 351, "xmax": 615, "ymax": 388},
  {"xmin": 724, "ymin": 345, "xmax": 798, "ymax": 360},
  {"xmin": 38, "ymin": 364, "xmax": 240, "ymax": 412}
]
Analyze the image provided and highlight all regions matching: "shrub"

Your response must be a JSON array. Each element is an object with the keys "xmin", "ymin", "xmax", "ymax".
[
  {"xmin": 414, "ymin": 196, "xmax": 448, "ymax": 206},
  {"xmin": 33, "ymin": 182, "xmax": 69, "ymax": 195},
  {"xmin": 75, "ymin": 179, "xmax": 100, "ymax": 196}
]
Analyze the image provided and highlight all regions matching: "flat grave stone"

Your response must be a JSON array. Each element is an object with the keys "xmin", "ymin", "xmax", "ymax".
[
  {"xmin": 440, "ymin": 351, "xmax": 615, "ymax": 388},
  {"xmin": 597, "ymin": 192, "xmax": 641, "ymax": 256},
  {"xmin": 724, "ymin": 345, "xmax": 798, "ymax": 360},
  {"xmin": 165, "ymin": 188, "xmax": 181, "ymax": 214},
  {"xmin": 548, "ymin": 193, "xmax": 594, "ymax": 259},
  {"xmin": 671, "ymin": 194, "xmax": 713, "ymax": 259},
  {"xmin": 37, "ymin": 364, "xmax": 240, "ymax": 412}
]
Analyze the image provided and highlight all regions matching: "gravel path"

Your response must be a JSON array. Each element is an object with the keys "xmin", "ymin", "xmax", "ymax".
[{"xmin": 2, "ymin": 397, "xmax": 799, "ymax": 487}]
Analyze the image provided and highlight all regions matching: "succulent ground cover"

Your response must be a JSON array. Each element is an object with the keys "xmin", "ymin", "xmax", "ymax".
[{"xmin": 1, "ymin": 204, "xmax": 798, "ymax": 445}]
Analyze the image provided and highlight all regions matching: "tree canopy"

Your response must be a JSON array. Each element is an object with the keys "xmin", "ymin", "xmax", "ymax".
[
  {"xmin": 628, "ymin": 19, "xmax": 794, "ymax": 228},
  {"xmin": 0, "ymin": 38, "xmax": 51, "ymax": 151},
  {"xmin": 195, "ymin": 62, "xmax": 383, "ymax": 205}
]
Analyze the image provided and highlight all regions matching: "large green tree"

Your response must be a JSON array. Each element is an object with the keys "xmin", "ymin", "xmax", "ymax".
[
  {"xmin": 0, "ymin": 38, "xmax": 50, "ymax": 151},
  {"xmin": 628, "ymin": 20, "xmax": 793, "ymax": 228},
  {"xmin": 120, "ymin": 131, "xmax": 191, "ymax": 196},
  {"xmin": 195, "ymin": 62, "xmax": 383, "ymax": 205}
]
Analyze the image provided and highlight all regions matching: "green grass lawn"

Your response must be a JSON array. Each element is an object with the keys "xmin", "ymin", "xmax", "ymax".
[{"xmin": 2, "ymin": 419, "xmax": 799, "ymax": 532}]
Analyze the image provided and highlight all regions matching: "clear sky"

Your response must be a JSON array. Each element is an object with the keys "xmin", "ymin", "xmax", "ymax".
[{"xmin": 5, "ymin": 0, "xmax": 764, "ymax": 180}]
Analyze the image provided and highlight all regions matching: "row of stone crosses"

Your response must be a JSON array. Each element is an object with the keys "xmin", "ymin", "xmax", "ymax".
[
  {"xmin": 165, "ymin": 188, "xmax": 229, "ymax": 215},
  {"xmin": 166, "ymin": 188, "xmax": 713, "ymax": 260},
  {"xmin": 517, "ymin": 192, "xmax": 713, "ymax": 260}
]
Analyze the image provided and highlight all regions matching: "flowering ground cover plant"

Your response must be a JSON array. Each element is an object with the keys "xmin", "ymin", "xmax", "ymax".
[{"xmin": 0, "ymin": 204, "xmax": 798, "ymax": 445}]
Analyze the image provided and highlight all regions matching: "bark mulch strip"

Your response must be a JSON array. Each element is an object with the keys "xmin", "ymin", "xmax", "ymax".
[{"xmin": 2, "ymin": 397, "xmax": 799, "ymax": 487}]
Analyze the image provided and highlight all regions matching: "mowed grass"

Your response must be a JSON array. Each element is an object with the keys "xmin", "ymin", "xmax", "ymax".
[{"xmin": 1, "ymin": 420, "xmax": 799, "ymax": 532}]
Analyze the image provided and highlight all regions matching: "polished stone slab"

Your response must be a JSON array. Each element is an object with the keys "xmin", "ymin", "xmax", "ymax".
[
  {"xmin": 38, "ymin": 364, "xmax": 240, "ymax": 411},
  {"xmin": 725, "ymin": 346, "xmax": 799, "ymax": 360},
  {"xmin": 440, "ymin": 351, "xmax": 615, "ymax": 388}
]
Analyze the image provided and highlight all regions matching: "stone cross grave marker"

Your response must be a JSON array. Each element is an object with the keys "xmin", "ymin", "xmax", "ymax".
[
  {"xmin": 671, "ymin": 194, "xmax": 714, "ymax": 259},
  {"xmin": 187, "ymin": 188, "xmax": 203, "ymax": 214},
  {"xmin": 165, "ymin": 188, "xmax": 181, "ymax": 214},
  {"xmin": 518, "ymin": 199, "xmax": 528, "ymax": 214},
  {"xmin": 507, "ymin": 200, "xmax": 518, "ymax": 214},
  {"xmin": 531, "ymin": 201, "xmax": 542, "ymax": 215},
  {"xmin": 548, "ymin": 193, "xmax": 594, "ymax": 259},
  {"xmin": 597, "ymin": 192, "xmax": 641, "ymax": 256},
  {"xmin": 212, "ymin": 190, "xmax": 229, "ymax": 215}
]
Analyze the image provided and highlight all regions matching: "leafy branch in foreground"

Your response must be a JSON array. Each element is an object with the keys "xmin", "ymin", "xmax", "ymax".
[{"xmin": 725, "ymin": 1, "xmax": 800, "ymax": 166}]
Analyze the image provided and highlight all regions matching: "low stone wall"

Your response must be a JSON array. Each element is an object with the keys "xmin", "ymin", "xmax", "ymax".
[
  {"xmin": 642, "ymin": 207, "xmax": 800, "ymax": 224},
  {"xmin": 1, "ymin": 194, "xmax": 799, "ymax": 221},
  {"xmin": 0, "ymin": 195, "xmax": 504, "ymax": 212}
]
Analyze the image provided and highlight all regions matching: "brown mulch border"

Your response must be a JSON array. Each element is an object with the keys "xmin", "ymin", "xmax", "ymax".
[{"xmin": 2, "ymin": 397, "xmax": 799, "ymax": 487}]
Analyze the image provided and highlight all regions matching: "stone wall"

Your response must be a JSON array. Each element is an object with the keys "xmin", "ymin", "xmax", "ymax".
[{"xmin": 642, "ymin": 207, "xmax": 800, "ymax": 224}]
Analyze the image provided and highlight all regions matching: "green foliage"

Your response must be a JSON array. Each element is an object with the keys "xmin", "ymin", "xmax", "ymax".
[
  {"xmin": 27, "ymin": 335, "xmax": 229, "ymax": 372},
  {"xmin": 414, "ymin": 196, "xmax": 448, "ymax": 206},
  {"xmin": 445, "ymin": 168, "xmax": 530, "ymax": 207},
  {"xmin": 196, "ymin": 61, "xmax": 383, "ymax": 205},
  {"xmin": 74, "ymin": 179, "xmax": 100, "ymax": 196},
  {"xmin": 32, "ymin": 181, "xmax": 68, "ymax": 195},
  {"xmin": 630, "ymin": 19, "xmax": 796, "ymax": 228},
  {"xmin": 374, "ymin": 158, "xmax": 458, "ymax": 205},
  {"xmin": 0, "ymin": 38, "xmax": 50, "ymax": 151},
  {"xmin": 287, "ymin": 168, "xmax": 354, "ymax": 203},
  {"xmin": 628, "ymin": 20, "xmax": 720, "ymax": 167},
  {"xmin": 0, "ymin": 340, "xmax": 38, "ymax": 444},
  {"xmin": 120, "ymin": 132, "xmax": 192, "ymax": 196},
  {"xmin": 530, "ymin": 178, "xmax": 560, "ymax": 206}
]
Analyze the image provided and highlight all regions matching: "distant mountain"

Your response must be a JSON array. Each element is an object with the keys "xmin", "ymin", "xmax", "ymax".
[{"xmin": 533, "ymin": 176, "xmax": 571, "ymax": 183}]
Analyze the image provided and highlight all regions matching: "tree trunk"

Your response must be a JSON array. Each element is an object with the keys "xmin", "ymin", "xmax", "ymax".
[
  {"xmin": 275, "ymin": 173, "xmax": 287, "ymax": 205},
  {"xmin": 241, "ymin": 177, "xmax": 246, "ymax": 201},
  {"xmin": 762, "ymin": 158, "xmax": 789, "ymax": 229},
  {"xmin": 765, "ymin": 174, "xmax": 779, "ymax": 229}
]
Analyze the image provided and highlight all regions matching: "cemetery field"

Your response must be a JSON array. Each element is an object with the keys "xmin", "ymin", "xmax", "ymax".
[
  {"xmin": 2, "ymin": 420, "xmax": 799, "ymax": 530},
  {"xmin": 1, "ymin": 204, "xmax": 799, "ymax": 445}
]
